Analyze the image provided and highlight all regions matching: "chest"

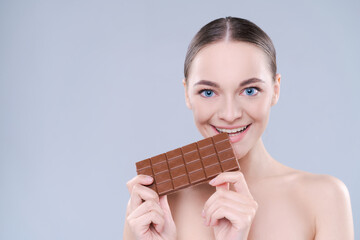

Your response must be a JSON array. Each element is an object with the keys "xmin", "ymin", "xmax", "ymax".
[
  {"xmin": 168, "ymin": 183, "xmax": 315, "ymax": 240},
  {"xmin": 247, "ymin": 187, "xmax": 315, "ymax": 240}
]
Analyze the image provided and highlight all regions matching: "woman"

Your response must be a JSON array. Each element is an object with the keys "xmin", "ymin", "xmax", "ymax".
[{"xmin": 123, "ymin": 17, "xmax": 354, "ymax": 240}]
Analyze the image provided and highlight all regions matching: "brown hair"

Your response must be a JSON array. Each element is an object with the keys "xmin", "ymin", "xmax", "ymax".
[{"xmin": 184, "ymin": 17, "xmax": 277, "ymax": 81}]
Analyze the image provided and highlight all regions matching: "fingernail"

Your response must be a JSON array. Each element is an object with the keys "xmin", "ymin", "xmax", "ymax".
[
  {"xmin": 145, "ymin": 176, "xmax": 153, "ymax": 182},
  {"xmin": 209, "ymin": 178, "xmax": 215, "ymax": 185},
  {"xmin": 201, "ymin": 209, "xmax": 205, "ymax": 217}
]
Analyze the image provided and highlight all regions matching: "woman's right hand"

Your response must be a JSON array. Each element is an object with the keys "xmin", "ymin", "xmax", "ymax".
[{"xmin": 125, "ymin": 175, "xmax": 177, "ymax": 240}]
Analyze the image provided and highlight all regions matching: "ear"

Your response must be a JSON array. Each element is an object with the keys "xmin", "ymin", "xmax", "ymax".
[
  {"xmin": 271, "ymin": 73, "xmax": 281, "ymax": 106},
  {"xmin": 183, "ymin": 78, "xmax": 192, "ymax": 109}
]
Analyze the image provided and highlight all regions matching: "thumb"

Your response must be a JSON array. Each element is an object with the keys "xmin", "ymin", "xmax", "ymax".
[
  {"xmin": 159, "ymin": 195, "xmax": 174, "ymax": 221},
  {"xmin": 159, "ymin": 195, "xmax": 171, "ymax": 213}
]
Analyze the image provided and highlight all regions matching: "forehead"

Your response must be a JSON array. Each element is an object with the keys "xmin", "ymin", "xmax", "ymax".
[{"xmin": 188, "ymin": 41, "xmax": 271, "ymax": 85}]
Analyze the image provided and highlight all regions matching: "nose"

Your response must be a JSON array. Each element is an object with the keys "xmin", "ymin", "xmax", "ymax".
[{"xmin": 218, "ymin": 96, "xmax": 242, "ymax": 123}]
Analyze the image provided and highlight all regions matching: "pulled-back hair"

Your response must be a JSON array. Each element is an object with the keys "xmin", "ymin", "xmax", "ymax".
[{"xmin": 184, "ymin": 17, "xmax": 277, "ymax": 81}]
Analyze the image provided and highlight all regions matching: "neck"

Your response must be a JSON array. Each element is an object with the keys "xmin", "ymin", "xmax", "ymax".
[{"xmin": 236, "ymin": 137, "xmax": 275, "ymax": 183}]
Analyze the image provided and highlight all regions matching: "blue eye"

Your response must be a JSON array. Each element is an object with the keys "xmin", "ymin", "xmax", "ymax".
[
  {"xmin": 244, "ymin": 87, "xmax": 259, "ymax": 96},
  {"xmin": 200, "ymin": 89, "xmax": 215, "ymax": 98}
]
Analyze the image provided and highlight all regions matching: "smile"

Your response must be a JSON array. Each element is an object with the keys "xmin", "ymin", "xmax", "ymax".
[{"xmin": 214, "ymin": 124, "xmax": 251, "ymax": 136}]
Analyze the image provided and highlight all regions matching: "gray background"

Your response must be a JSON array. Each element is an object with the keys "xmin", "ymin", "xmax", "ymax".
[{"xmin": 1, "ymin": 0, "xmax": 359, "ymax": 239}]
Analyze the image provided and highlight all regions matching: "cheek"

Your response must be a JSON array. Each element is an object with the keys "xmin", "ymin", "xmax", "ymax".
[
  {"xmin": 193, "ymin": 104, "xmax": 210, "ymax": 123},
  {"xmin": 239, "ymin": 92, "xmax": 269, "ymax": 118},
  {"xmin": 191, "ymin": 99, "xmax": 216, "ymax": 123},
  {"xmin": 247, "ymin": 98, "xmax": 272, "ymax": 126}
]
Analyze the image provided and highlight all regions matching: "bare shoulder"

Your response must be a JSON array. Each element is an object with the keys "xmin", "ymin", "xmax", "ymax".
[
  {"xmin": 292, "ymin": 171, "xmax": 350, "ymax": 202},
  {"xmin": 281, "ymin": 169, "xmax": 354, "ymax": 239},
  {"xmin": 281, "ymin": 169, "xmax": 351, "ymax": 204}
]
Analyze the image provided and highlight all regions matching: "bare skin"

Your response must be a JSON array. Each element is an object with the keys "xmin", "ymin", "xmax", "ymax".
[
  {"xmin": 124, "ymin": 41, "xmax": 354, "ymax": 239},
  {"xmin": 167, "ymin": 139, "xmax": 353, "ymax": 240}
]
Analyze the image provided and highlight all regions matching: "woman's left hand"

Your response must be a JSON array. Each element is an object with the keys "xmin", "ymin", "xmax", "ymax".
[{"xmin": 202, "ymin": 171, "xmax": 258, "ymax": 240}]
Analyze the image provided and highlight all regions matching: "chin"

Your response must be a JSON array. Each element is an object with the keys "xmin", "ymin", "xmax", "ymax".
[{"xmin": 232, "ymin": 146, "xmax": 248, "ymax": 160}]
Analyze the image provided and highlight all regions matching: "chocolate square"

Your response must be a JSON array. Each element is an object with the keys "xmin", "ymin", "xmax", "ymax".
[{"xmin": 135, "ymin": 133, "xmax": 239, "ymax": 196}]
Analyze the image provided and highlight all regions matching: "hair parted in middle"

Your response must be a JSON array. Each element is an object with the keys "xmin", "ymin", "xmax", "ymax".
[{"xmin": 184, "ymin": 17, "xmax": 277, "ymax": 81}]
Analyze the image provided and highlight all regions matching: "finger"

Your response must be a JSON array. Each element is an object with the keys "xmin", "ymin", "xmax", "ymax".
[
  {"xmin": 204, "ymin": 189, "xmax": 255, "ymax": 213},
  {"xmin": 128, "ymin": 199, "xmax": 164, "ymax": 220},
  {"xmin": 159, "ymin": 195, "xmax": 170, "ymax": 213},
  {"xmin": 204, "ymin": 192, "xmax": 256, "ymax": 226},
  {"xmin": 159, "ymin": 195, "xmax": 175, "ymax": 223},
  {"xmin": 209, "ymin": 206, "xmax": 252, "ymax": 230},
  {"xmin": 127, "ymin": 174, "xmax": 154, "ymax": 193},
  {"xmin": 128, "ymin": 209, "xmax": 165, "ymax": 234},
  {"xmin": 209, "ymin": 171, "xmax": 252, "ymax": 198},
  {"xmin": 215, "ymin": 182, "xmax": 229, "ymax": 192},
  {"xmin": 129, "ymin": 184, "xmax": 159, "ymax": 212},
  {"xmin": 209, "ymin": 205, "xmax": 235, "ymax": 226},
  {"xmin": 205, "ymin": 199, "xmax": 255, "ymax": 226}
]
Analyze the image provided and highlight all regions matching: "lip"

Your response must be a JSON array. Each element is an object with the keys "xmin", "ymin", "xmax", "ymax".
[{"xmin": 211, "ymin": 123, "xmax": 252, "ymax": 143}]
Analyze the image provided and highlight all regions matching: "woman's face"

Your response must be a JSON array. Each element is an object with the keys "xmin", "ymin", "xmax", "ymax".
[{"xmin": 184, "ymin": 41, "xmax": 280, "ymax": 158}]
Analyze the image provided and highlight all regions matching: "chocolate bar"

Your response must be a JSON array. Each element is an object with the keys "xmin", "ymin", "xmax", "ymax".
[{"xmin": 135, "ymin": 133, "xmax": 239, "ymax": 196}]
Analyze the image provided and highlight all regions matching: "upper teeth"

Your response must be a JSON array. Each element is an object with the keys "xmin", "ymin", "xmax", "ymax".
[{"xmin": 216, "ymin": 125, "xmax": 248, "ymax": 133}]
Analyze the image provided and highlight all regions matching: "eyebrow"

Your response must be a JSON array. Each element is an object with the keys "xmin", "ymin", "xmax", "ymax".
[
  {"xmin": 194, "ymin": 80, "xmax": 219, "ymax": 88},
  {"xmin": 239, "ymin": 78, "xmax": 265, "ymax": 87},
  {"xmin": 194, "ymin": 78, "xmax": 265, "ymax": 88}
]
